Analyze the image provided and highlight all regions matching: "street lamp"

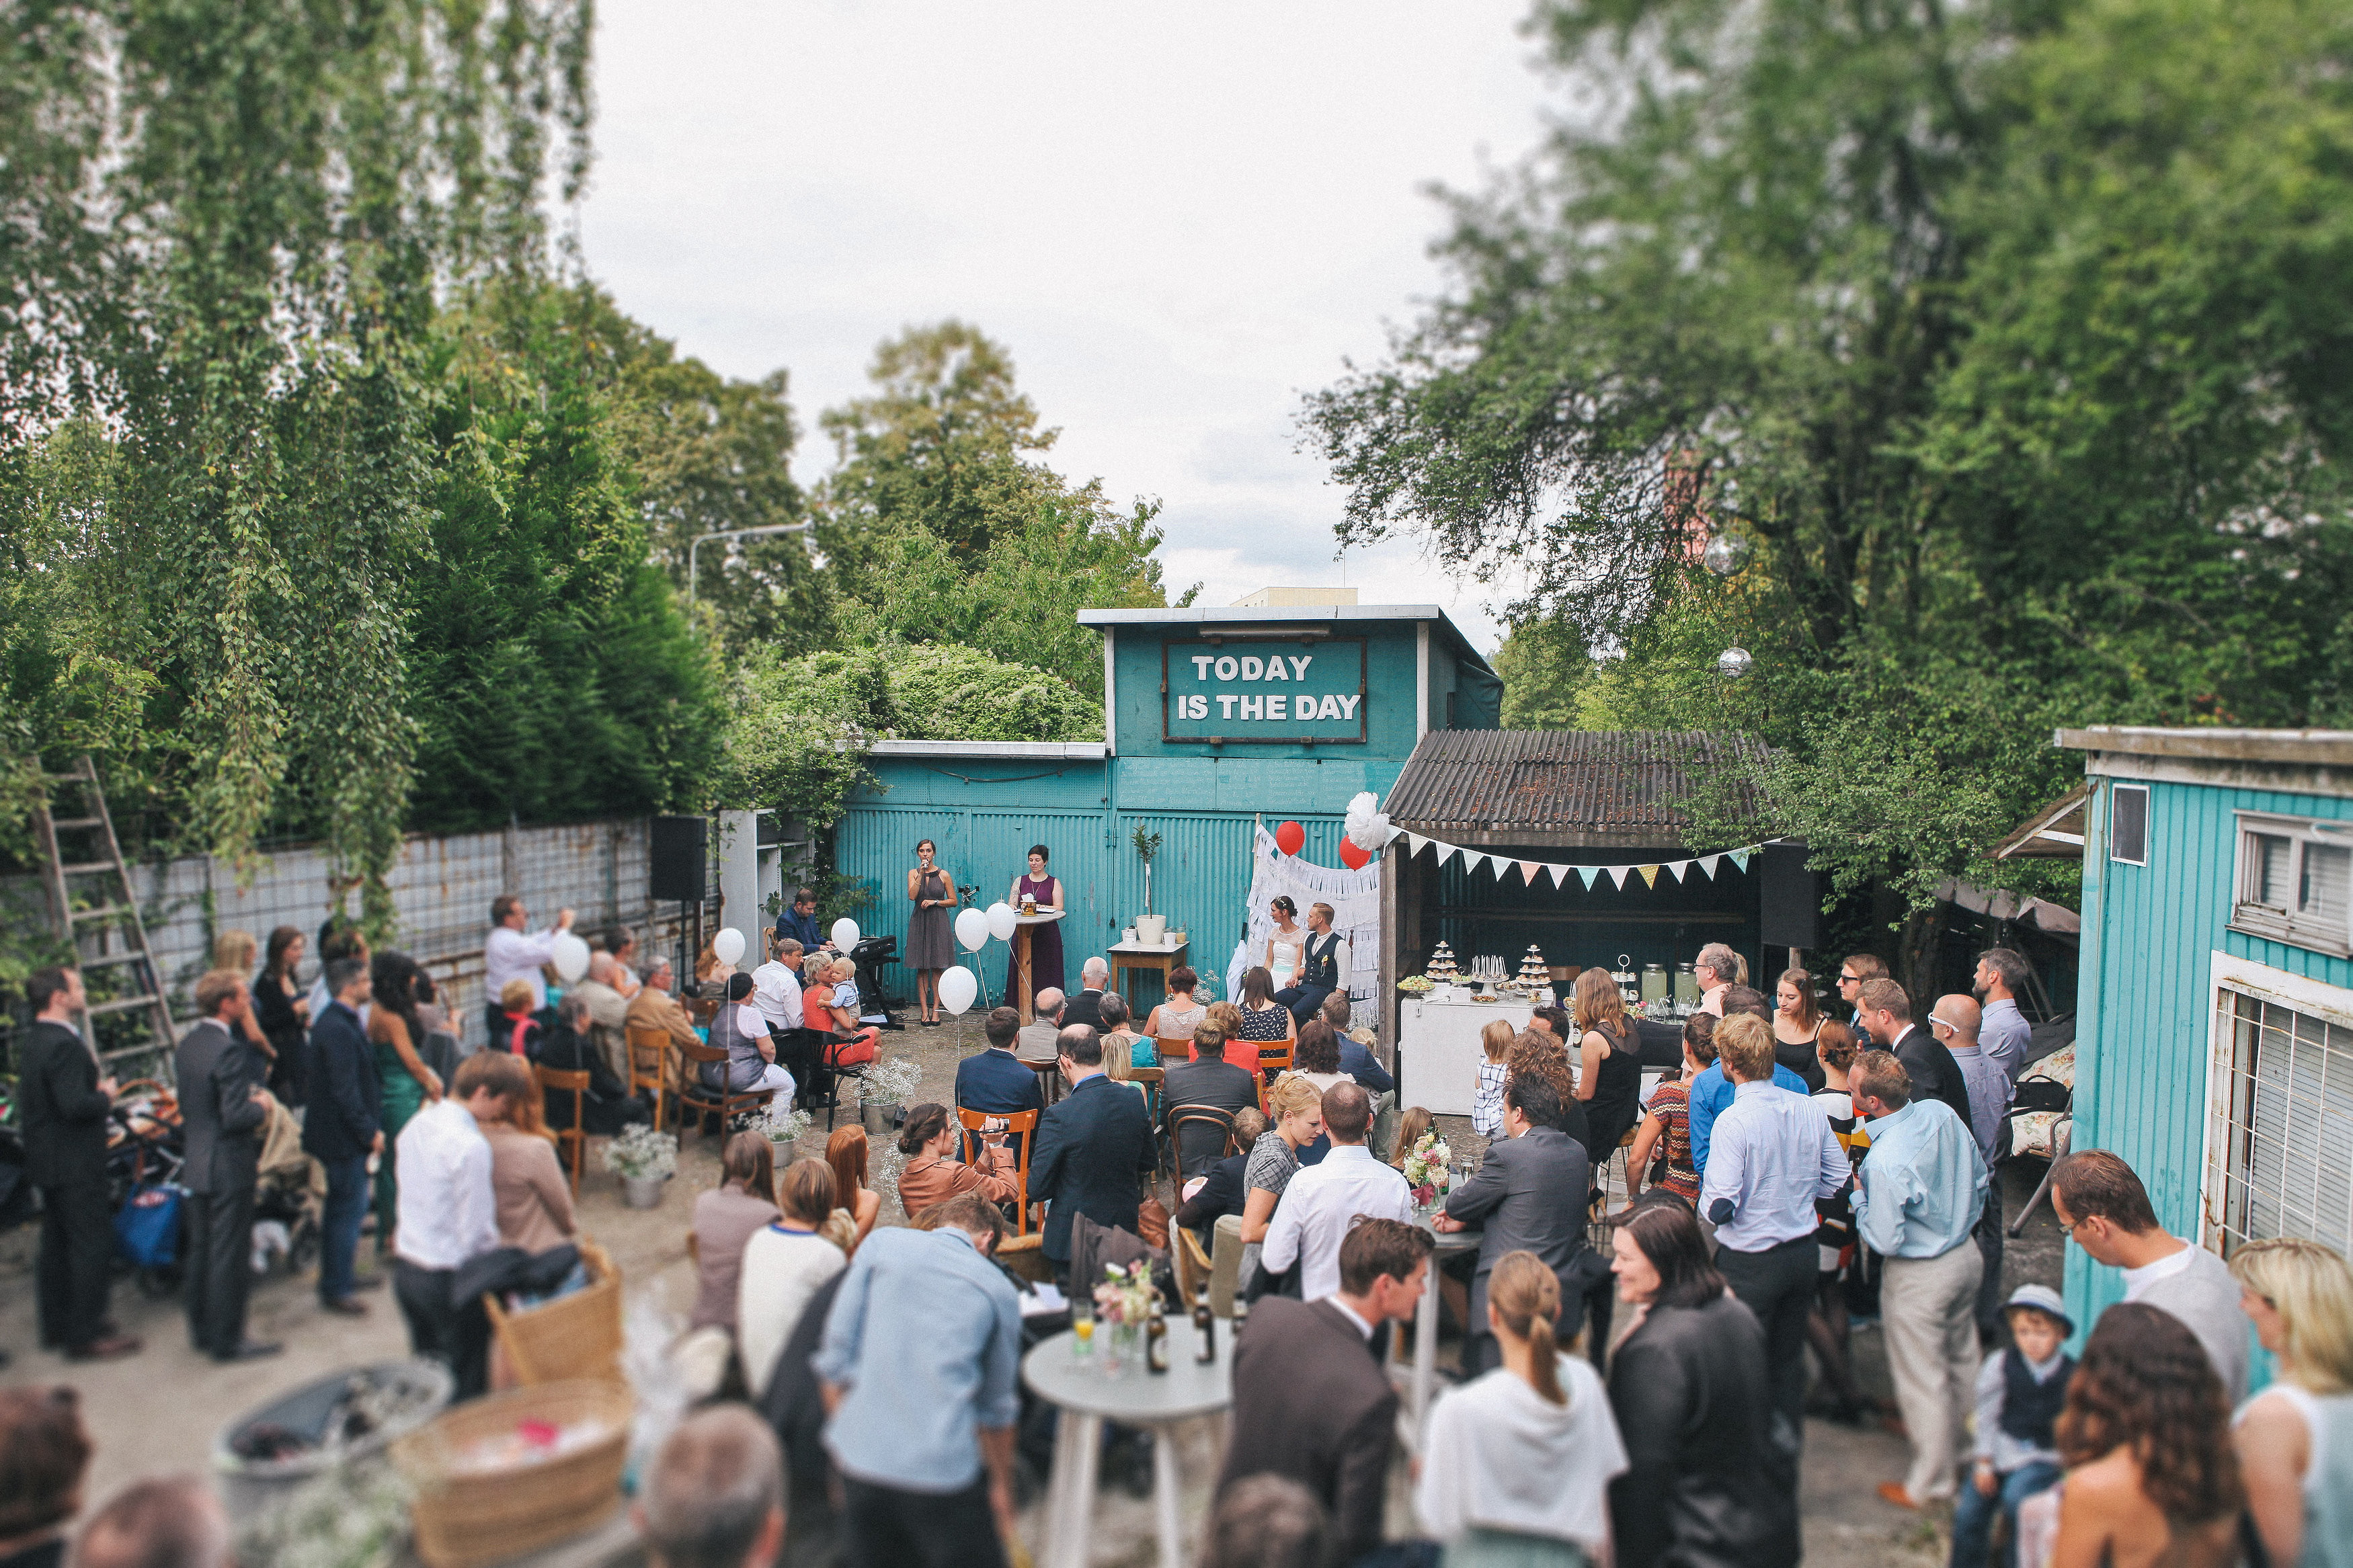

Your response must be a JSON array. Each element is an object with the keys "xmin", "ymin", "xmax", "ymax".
[{"xmin": 688, "ymin": 521, "xmax": 812, "ymax": 604}]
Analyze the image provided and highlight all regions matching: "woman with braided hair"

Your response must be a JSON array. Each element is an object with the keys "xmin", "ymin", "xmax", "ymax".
[{"xmin": 1415, "ymin": 1249, "xmax": 1628, "ymax": 1567}]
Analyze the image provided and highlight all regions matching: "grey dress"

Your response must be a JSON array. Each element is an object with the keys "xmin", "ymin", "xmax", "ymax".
[{"xmin": 907, "ymin": 868, "xmax": 954, "ymax": 970}]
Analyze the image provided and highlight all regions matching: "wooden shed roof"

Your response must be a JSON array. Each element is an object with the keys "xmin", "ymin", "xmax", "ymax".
[{"xmin": 1386, "ymin": 729, "xmax": 1770, "ymax": 850}]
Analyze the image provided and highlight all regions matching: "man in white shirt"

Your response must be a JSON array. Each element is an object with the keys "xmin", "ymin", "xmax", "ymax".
[
  {"xmin": 2051, "ymin": 1150, "xmax": 2249, "ymax": 1405},
  {"xmin": 750, "ymin": 934, "xmax": 805, "ymax": 1034},
  {"xmin": 483, "ymin": 893, "xmax": 574, "ymax": 1047},
  {"xmin": 1693, "ymin": 942, "xmax": 1740, "ymax": 1018},
  {"xmin": 1262, "ymin": 1081, "xmax": 1414, "ymax": 1300},
  {"xmin": 391, "ymin": 1055, "xmax": 505, "ymax": 1396}
]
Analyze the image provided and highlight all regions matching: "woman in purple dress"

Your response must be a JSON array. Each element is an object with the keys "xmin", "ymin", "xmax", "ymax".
[{"xmin": 1004, "ymin": 843, "xmax": 1065, "ymax": 1009}]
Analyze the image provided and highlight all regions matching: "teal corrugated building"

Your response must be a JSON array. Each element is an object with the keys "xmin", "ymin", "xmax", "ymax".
[
  {"xmin": 2058, "ymin": 727, "xmax": 2353, "ymax": 1339},
  {"xmin": 829, "ymin": 602, "xmax": 1498, "ymax": 1012}
]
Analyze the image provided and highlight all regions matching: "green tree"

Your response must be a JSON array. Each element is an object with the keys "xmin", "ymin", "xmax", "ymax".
[
  {"xmin": 1304, "ymin": 0, "xmax": 2353, "ymax": 975},
  {"xmin": 1492, "ymin": 618, "xmax": 1592, "ymax": 729}
]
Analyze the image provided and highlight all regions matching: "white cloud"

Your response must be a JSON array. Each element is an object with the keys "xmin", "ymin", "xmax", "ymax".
[{"xmin": 577, "ymin": 0, "xmax": 1556, "ymax": 653}]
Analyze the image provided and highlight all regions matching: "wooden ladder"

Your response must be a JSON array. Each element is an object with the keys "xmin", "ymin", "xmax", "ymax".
[{"xmin": 30, "ymin": 755, "xmax": 177, "ymax": 1060}]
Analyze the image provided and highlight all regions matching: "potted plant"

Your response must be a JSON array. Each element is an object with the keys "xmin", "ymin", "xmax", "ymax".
[
  {"xmin": 1131, "ymin": 825, "xmax": 1166, "ymax": 946},
  {"xmin": 755, "ymin": 1104, "xmax": 813, "ymax": 1163},
  {"xmin": 861, "ymin": 1057, "xmax": 922, "ymax": 1139},
  {"xmin": 603, "ymin": 1125, "xmax": 678, "ymax": 1208}
]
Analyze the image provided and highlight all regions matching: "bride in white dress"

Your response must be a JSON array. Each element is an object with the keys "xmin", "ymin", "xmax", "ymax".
[{"xmin": 1264, "ymin": 896, "xmax": 1304, "ymax": 990}]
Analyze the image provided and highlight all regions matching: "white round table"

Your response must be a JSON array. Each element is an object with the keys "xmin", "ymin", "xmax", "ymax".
[{"xmin": 1022, "ymin": 1317, "xmax": 1231, "ymax": 1568}]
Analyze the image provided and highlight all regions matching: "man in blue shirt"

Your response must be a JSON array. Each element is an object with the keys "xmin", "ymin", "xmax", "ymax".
[
  {"xmin": 1972, "ymin": 948, "xmax": 2034, "ymax": 1083},
  {"xmin": 1318, "ymin": 991, "xmax": 1394, "ymax": 1095},
  {"xmin": 815, "ymin": 1192, "xmax": 1023, "ymax": 1567},
  {"xmin": 1851, "ymin": 1049, "xmax": 1988, "ymax": 1512},
  {"xmin": 776, "ymin": 888, "xmax": 826, "ymax": 954},
  {"xmin": 1686, "ymin": 989, "xmax": 1808, "ymax": 1175},
  {"xmin": 1700, "ymin": 1013, "xmax": 1847, "ymax": 1450}
]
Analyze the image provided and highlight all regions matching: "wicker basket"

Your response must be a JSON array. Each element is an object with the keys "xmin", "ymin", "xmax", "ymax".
[
  {"xmin": 482, "ymin": 1237, "xmax": 623, "ymax": 1387},
  {"xmin": 393, "ymin": 1379, "xmax": 634, "ymax": 1568}
]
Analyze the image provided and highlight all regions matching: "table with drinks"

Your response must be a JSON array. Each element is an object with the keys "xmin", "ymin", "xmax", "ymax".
[{"xmin": 1023, "ymin": 1284, "xmax": 1234, "ymax": 1568}]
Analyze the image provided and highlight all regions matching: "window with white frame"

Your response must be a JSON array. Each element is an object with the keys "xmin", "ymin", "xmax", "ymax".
[
  {"xmin": 2110, "ymin": 783, "xmax": 2149, "ymax": 866},
  {"xmin": 2208, "ymin": 982, "xmax": 2353, "ymax": 1257},
  {"xmin": 2231, "ymin": 812, "xmax": 2353, "ymax": 958}
]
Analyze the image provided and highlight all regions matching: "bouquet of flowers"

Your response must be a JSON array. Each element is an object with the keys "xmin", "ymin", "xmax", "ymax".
[
  {"xmin": 1092, "ymin": 1261, "xmax": 1161, "ymax": 1326},
  {"xmin": 1400, "ymin": 1129, "xmax": 1453, "ymax": 1208}
]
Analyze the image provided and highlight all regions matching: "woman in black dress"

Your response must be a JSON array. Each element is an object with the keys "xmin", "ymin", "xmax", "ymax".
[
  {"xmin": 253, "ymin": 925, "xmax": 310, "ymax": 1105},
  {"xmin": 904, "ymin": 838, "xmax": 955, "ymax": 1026},
  {"xmin": 1572, "ymin": 967, "xmax": 1645, "ymax": 1177},
  {"xmin": 1770, "ymin": 968, "xmax": 1827, "ymax": 1093}
]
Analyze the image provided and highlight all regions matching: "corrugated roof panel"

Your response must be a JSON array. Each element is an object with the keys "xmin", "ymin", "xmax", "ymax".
[{"xmin": 1386, "ymin": 729, "xmax": 1768, "ymax": 846}]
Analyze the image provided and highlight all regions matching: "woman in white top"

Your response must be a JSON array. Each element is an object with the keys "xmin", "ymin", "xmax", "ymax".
[
  {"xmin": 736, "ymin": 1157, "xmax": 847, "ymax": 1399},
  {"xmin": 1417, "ymin": 1250, "xmax": 1628, "ymax": 1567},
  {"xmin": 2231, "ymin": 1237, "xmax": 2353, "ymax": 1568},
  {"xmin": 1263, "ymin": 896, "xmax": 1304, "ymax": 990}
]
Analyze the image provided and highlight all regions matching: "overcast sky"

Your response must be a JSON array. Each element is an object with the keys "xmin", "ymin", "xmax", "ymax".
[{"xmin": 576, "ymin": 1, "xmax": 1556, "ymax": 651}]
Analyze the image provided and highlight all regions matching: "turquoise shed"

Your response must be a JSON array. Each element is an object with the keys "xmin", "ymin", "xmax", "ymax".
[
  {"xmin": 828, "ymin": 601, "xmax": 1498, "ymax": 1016},
  {"xmin": 2057, "ymin": 727, "xmax": 2353, "ymax": 1341}
]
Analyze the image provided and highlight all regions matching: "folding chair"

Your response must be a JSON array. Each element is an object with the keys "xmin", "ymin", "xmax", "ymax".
[
  {"xmin": 959, "ymin": 1107, "xmax": 1039, "ymax": 1236},
  {"xmin": 676, "ymin": 1038, "xmax": 781, "ymax": 1142},
  {"xmin": 625, "ymin": 1024, "xmax": 672, "ymax": 1132},
  {"xmin": 533, "ymin": 1063, "xmax": 590, "ymax": 1192}
]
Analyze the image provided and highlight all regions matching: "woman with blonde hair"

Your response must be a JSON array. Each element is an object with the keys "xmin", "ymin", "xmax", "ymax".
[
  {"xmin": 2231, "ymin": 1237, "xmax": 2353, "ymax": 1567},
  {"xmin": 1417, "ymin": 1249, "xmax": 1627, "ymax": 1565},
  {"xmin": 1390, "ymin": 1105, "xmax": 1435, "ymax": 1172},
  {"xmin": 1572, "ymin": 968, "xmax": 1643, "ymax": 1174},
  {"xmin": 824, "ymin": 1125, "xmax": 881, "ymax": 1255},
  {"xmin": 1238, "ymin": 1075, "xmax": 1325, "ymax": 1294},
  {"xmin": 736, "ymin": 1158, "xmax": 848, "ymax": 1400}
]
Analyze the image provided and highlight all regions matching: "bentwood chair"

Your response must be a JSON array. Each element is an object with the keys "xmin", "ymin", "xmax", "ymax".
[
  {"xmin": 533, "ymin": 1063, "xmax": 591, "ymax": 1192},
  {"xmin": 625, "ymin": 1024, "xmax": 672, "ymax": 1132},
  {"xmin": 959, "ymin": 1107, "xmax": 1039, "ymax": 1236},
  {"xmin": 676, "ymin": 1038, "xmax": 780, "ymax": 1143},
  {"xmin": 1168, "ymin": 1105, "xmax": 1239, "ymax": 1180}
]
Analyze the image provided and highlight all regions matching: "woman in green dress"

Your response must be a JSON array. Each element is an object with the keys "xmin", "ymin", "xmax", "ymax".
[{"xmin": 368, "ymin": 950, "xmax": 444, "ymax": 1255}]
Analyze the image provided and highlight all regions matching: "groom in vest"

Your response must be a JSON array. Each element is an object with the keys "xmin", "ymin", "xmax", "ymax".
[{"xmin": 1275, "ymin": 903, "xmax": 1350, "ymax": 1026}]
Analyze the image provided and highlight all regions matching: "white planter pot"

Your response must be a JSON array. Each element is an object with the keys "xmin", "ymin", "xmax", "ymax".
[
  {"xmin": 1135, "ymin": 914, "xmax": 1167, "ymax": 946},
  {"xmin": 621, "ymin": 1173, "xmax": 668, "ymax": 1209}
]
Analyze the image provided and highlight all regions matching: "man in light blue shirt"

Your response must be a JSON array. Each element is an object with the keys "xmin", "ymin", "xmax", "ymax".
[
  {"xmin": 1973, "ymin": 948, "xmax": 2034, "ymax": 1083},
  {"xmin": 1851, "ymin": 1049, "xmax": 1989, "ymax": 1511},
  {"xmin": 1700, "ymin": 1014, "xmax": 1848, "ymax": 1450},
  {"xmin": 1934, "ymin": 995, "xmax": 2017, "ymax": 1339},
  {"xmin": 815, "ymin": 1194, "xmax": 1023, "ymax": 1567}
]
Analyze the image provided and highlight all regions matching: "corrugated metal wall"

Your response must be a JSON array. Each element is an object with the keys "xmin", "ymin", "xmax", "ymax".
[{"xmin": 2067, "ymin": 775, "xmax": 2353, "ymax": 1337}]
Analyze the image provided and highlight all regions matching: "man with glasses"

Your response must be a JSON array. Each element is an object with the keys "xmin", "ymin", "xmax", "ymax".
[
  {"xmin": 1834, "ymin": 953, "xmax": 1887, "ymax": 1028},
  {"xmin": 1931, "ymin": 995, "xmax": 2013, "ymax": 1340}
]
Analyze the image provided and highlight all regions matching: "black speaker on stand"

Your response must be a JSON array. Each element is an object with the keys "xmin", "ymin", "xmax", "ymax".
[
  {"xmin": 650, "ymin": 815, "xmax": 708, "ymax": 994},
  {"xmin": 1759, "ymin": 839, "xmax": 1819, "ymax": 968}
]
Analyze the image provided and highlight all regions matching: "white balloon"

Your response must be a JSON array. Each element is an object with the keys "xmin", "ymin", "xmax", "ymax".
[
  {"xmin": 938, "ymin": 966, "xmax": 979, "ymax": 1016},
  {"xmin": 986, "ymin": 901, "xmax": 1019, "ymax": 943},
  {"xmin": 711, "ymin": 927, "xmax": 746, "ymax": 966},
  {"xmin": 831, "ymin": 917, "xmax": 861, "ymax": 950},
  {"xmin": 551, "ymin": 932, "xmax": 591, "ymax": 983},
  {"xmin": 955, "ymin": 907, "xmax": 990, "ymax": 953}
]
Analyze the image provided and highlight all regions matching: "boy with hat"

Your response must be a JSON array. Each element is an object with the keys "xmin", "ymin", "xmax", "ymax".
[{"xmin": 1950, "ymin": 1284, "xmax": 2075, "ymax": 1568}]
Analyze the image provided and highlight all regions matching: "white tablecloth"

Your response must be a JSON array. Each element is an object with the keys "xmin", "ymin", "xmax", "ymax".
[{"xmin": 1399, "ymin": 997, "xmax": 1533, "ymax": 1116}]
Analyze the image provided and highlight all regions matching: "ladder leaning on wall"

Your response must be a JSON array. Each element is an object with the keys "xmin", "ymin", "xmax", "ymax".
[{"xmin": 30, "ymin": 755, "xmax": 177, "ymax": 1061}]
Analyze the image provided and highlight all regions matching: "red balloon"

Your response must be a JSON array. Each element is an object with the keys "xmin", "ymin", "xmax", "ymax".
[
  {"xmin": 1338, "ymin": 838, "xmax": 1371, "ymax": 870},
  {"xmin": 1275, "ymin": 819, "xmax": 1306, "ymax": 856}
]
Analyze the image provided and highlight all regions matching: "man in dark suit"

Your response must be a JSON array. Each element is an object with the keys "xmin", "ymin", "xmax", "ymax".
[
  {"xmin": 1858, "ymin": 979, "xmax": 1974, "ymax": 1130},
  {"xmin": 1318, "ymin": 992, "xmax": 1394, "ymax": 1095},
  {"xmin": 17, "ymin": 966, "xmax": 138, "ymax": 1362},
  {"xmin": 1160, "ymin": 1024, "xmax": 1259, "ymax": 1176},
  {"xmin": 177, "ymin": 969, "xmax": 277, "ymax": 1362},
  {"xmin": 1218, "ymin": 1217, "xmax": 1433, "ymax": 1564},
  {"xmin": 1433, "ymin": 1071, "xmax": 1595, "ymax": 1374},
  {"xmin": 957, "ymin": 1006, "xmax": 1045, "ymax": 1164},
  {"xmin": 303, "ymin": 956, "xmax": 383, "ymax": 1315},
  {"xmin": 1062, "ymin": 958, "xmax": 1109, "ymax": 1033},
  {"xmin": 1025, "ymin": 1026, "xmax": 1158, "ymax": 1278}
]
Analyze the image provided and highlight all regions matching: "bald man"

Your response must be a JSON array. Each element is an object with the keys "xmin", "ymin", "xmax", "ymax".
[
  {"xmin": 1931, "ymin": 993, "xmax": 2013, "ymax": 1339},
  {"xmin": 1014, "ymin": 988, "xmax": 1067, "ymax": 1066}
]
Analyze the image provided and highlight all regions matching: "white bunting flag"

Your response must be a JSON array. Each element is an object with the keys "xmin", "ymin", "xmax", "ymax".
[
  {"xmin": 1661, "ymin": 861, "xmax": 1684, "ymax": 884},
  {"xmin": 1406, "ymin": 833, "xmax": 1429, "ymax": 857},
  {"xmin": 1696, "ymin": 855, "xmax": 1720, "ymax": 880},
  {"xmin": 1547, "ymin": 864, "xmax": 1574, "ymax": 889},
  {"xmin": 1606, "ymin": 866, "xmax": 1630, "ymax": 890}
]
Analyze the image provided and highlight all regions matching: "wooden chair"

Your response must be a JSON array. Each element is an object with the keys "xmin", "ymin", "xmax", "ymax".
[
  {"xmin": 1207, "ymin": 1214, "xmax": 1244, "ymax": 1317},
  {"xmin": 676, "ymin": 1037, "xmax": 780, "ymax": 1143},
  {"xmin": 1127, "ymin": 1065, "xmax": 1165, "ymax": 1123},
  {"xmin": 1168, "ymin": 1105, "xmax": 1238, "ymax": 1179},
  {"xmin": 959, "ymin": 1107, "xmax": 1039, "ymax": 1237},
  {"xmin": 625, "ymin": 1024, "xmax": 672, "ymax": 1132},
  {"xmin": 1156, "ymin": 1037, "xmax": 1194, "ymax": 1068},
  {"xmin": 1172, "ymin": 1225, "xmax": 1212, "ymax": 1308},
  {"xmin": 1028, "ymin": 1058, "xmax": 1065, "ymax": 1108},
  {"xmin": 533, "ymin": 1063, "xmax": 590, "ymax": 1192},
  {"xmin": 1255, "ymin": 1040, "xmax": 1295, "ymax": 1111}
]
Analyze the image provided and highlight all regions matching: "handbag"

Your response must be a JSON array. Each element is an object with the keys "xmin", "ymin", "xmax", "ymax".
[
  {"xmin": 114, "ymin": 1182, "xmax": 184, "ymax": 1269},
  {"xmin": 1137, "ymin": 1194, "xmax": 1170, "ymax": 1251}
]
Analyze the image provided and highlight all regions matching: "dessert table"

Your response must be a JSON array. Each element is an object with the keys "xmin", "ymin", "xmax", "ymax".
[
  {"xmin": 1011, "ymin": 908, "xmax": 1066, "ymax": 1023},
  {"xmin": 1398, "ymin": 995, "xmax": 1535, "ymax": 1115},
  {"xmin": 1023, "ymin": 1317, "xmax": 1232, "ymax": 1568}
]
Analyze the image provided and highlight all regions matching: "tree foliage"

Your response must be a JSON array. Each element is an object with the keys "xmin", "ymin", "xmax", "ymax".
[
  {"xmin": 1492, "ymin": 618, "xmax": 1593, "ymax": 730},
  {"xmin": 1304, "ymin": 0, "xmax": 2353, "ymax": 949}
]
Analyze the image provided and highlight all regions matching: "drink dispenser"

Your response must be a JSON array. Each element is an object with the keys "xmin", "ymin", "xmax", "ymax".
[
  {"xmin": 1641, "ymin": 963, "xmax": 1668, "ymax": 1005},
  {"xmin": 1673, "ymin": 962, "xmax": 1700, "ymax": 1009}
]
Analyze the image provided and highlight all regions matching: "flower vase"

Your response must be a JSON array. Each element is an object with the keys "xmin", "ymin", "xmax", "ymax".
[
  {"xmin": 621, "ymin": 1173, "xmax": 667, "ymax": 1209},
  {"xmin": 1104, "ymin": 1321, "xmax": 1141, "ymax": 1378}
]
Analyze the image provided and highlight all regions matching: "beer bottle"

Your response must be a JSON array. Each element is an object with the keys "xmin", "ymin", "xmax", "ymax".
[
  {"xmin": 1192, "ymin": 1289, "xmax": 1216, "ymax": 1364},
  {"xmin": 1145, "ymin": 1305, "xmax": 1170, "ymax": 1374}
]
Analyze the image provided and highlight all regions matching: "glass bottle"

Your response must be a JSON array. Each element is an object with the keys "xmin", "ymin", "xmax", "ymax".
[
  {"xmin": 1192, "ymin": 1291, "xmax": 1216, "ymax": 1364},
  {"xmin": 1145, "ymin": 1308, "xmax": 1170, "ymax": 1374}
]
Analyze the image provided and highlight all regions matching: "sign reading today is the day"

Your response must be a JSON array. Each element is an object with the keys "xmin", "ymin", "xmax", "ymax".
[{"xmin": 1162, "ymin": 638, "xmax": 1367, "ymax": 744}]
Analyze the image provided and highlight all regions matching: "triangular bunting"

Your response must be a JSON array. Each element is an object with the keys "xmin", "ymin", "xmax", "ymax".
[
  {"xmin": 1606, "ymin": 865, "xmax": 1630, "ymax": 889},
  {"xmin": 1520, "ymin": 860, "xmax": 1542, "ymax": 886},
  {"xmin": 1572, "ymin": 864, "xmax": 1597, "ymax": 889},
  {"xmin": 1696, "ymin": 855, "xmax": 1720, "ymax": 880},
  {"xmin": 1464, "ymin": 852, "xmax": 1489, "ymax": 877},
  {"xmin": 1729, "ymin": 848, "xmax": 1753, "ymax": 874},
  {"xmin": 1637, "ymin": 864, "xmax": 1659, "ymax": 889},
  {"xmin": 1546, "ymin": 864, "xmax": 1574, "ymax": 889},
  {"xmin": 1406, "ymin": 833, "xmax": 1429, "ymax": 857},
  {"xmin": 1661, "ymin": 861, "xmax": 1685, "ymax": 884}
]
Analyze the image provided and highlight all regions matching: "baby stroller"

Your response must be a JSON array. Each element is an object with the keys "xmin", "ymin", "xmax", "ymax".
[
  {"xmin": 251, "ymin": 1094, "xmax": 324, "ymax": 1277},
  {"xmin": 106, "ymin": 1081, "xmax": 188, "ymax": 1298}
]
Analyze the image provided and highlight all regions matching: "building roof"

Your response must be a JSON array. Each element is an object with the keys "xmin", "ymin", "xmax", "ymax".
[
  {"xmin": 866, "ymin": 740, "xmax": 1109, "ymax": 761},
  {"xmin": 1385, "ymin": 729, "xmax": 1769, "ymax": 850},
  {"xmin": 1078, "ymin": 602, "xmax": 1494, "ymax": 674},
  {"xmin": 1993, "ymin": 784, "xmax": 2090, "ymax": 860},
  {"xmin": 2056, "ymin": 727, "xmax": 2353, "ymax": 767}
]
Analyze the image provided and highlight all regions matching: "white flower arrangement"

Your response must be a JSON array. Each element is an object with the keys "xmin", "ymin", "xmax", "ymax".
[
  {"xmin": 755, "ymin": 1105, "xmax": 813, "ymax": 1148},
  {"xmin": 863, "ymin": 1055, "xmax": 922, "ymax": 1106},
  {"xmin": 602, "ymin": 1124, "xmax": 678, "ymax": 1180}
]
